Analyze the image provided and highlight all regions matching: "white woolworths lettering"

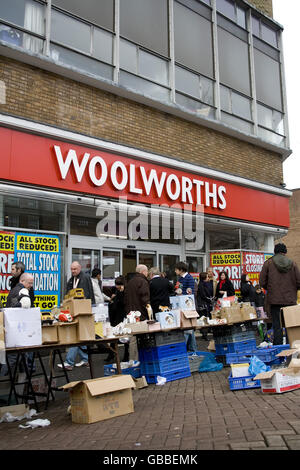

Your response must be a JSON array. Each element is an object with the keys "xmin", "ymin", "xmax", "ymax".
[{"xmin": 110, "ymin": 161, "xmax": 128, "ymax": 190}]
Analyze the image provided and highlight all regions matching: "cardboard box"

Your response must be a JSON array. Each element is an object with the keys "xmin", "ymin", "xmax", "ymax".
[
  {"xmin": 42, "ymin": 323, "xmax": 58, "ymax": 344},
  {"xmin": 180, "ymin": 310, "xmax": 198, "ymax": 328},
  {"xmin": 221, "ymin": 306, "xmax": 242, "ymax": 324},
  {"xmin": 240, "ymin": 305, "xmax": 257, "ymax": 321},
  {"xmin": 155, "ymin": 310, "xmax": 180, "ymax": 329},
  {"xmin": 128, "ymin": 320, "xmax": 149, "ymax": 334},
  {"xmin": 148, "ymin": 322, "xmax": 161, "ymax": 332},
  {"xmin": 61, "ymin": 375, "xmax": 135, "ymax": 424},
  {"xmin": 133, "ymin": 376, "xmax": 148, "ymax": 389},
  {"xmin": 63, "ymin": 299, "xmax": 92, "ymax": 317},
  {"xmin": 282, "ymin": 305, "xmax": 300, "ymax": 348},
  {"xmin": 0, "ymin": 403, "xmax": 29, "ymax": 419},
  {"xmin": 231, "ymin": 363, "xmax": 250, "ymax": 378},
  {"xmin": 4, "ymin": 307, "xmax": 42, "ymax": 347},
  {"xmin": 57, "ymin": 321, "xmax": 78, "ymax": 344},
  {"xmin": 76, "ymin": 315, "xmax": 95, "ymax": 341},
  {"xmin": 92, "ymin": 303, "xmax": 109, "ymax": 322},
  {"xmin": 255, "ymin": 348, "xmax": 300, "ymax": 393}
]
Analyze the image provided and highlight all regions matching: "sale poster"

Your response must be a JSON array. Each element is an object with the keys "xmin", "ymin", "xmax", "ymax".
[{"xmin": 0, "ymin": 231, "xmax": 61, "ymax": 311}]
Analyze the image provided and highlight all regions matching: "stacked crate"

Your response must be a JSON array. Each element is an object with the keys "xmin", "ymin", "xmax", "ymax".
[
  {"xmin": 137, "ymin": 330, "xmax": 191, "ymax": 383},
  {"xmin": 213, "ymin": 322, "xmax": 258, "ymax": 363}
]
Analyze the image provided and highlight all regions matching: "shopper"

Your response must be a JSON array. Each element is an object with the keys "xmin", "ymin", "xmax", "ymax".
[
  {"xmin": 207, "ymin": 266, "xmax": 218, "ymax": 298},
  {"xmin": 253, "ymin": 284, "xmax": 267, "ymax": 319},
  {"xmin": 174, "ymin": 261, "xmax": 197, "ymax": 353},
  {"xmin": 240, "ymin": 274, "xmax": 255, "ymax": 303},
  {"xmin": 91, "ymin": 268, "xmax": 110, "ymax": 304},
  {"xmin": 8, "ymin": 261, "xmax": 35, "ymax": 307},
  {"xmin": 149, "ymin": 267, "xmax": 174, "ymax": 314},
  {"xmin": 215, "ymin": 271, "xmax": 235, "ymax": 299},
  {"xmin": 197, "ymin": 272, "xmax": 212, "ymax": 341},
  {"xmin": 58, "ymin": 261, "xmax": 95, "ymax": 371},
  {"xmin": 124, "ymin": 264, "xmax": 150, "ymax": 321},
  {"xmin": 260, "ymin": 243, "xmax": 300, "ymax": 345},
  {"xmin": 106, "ymin": 276, "xmax": 129, "ymax": 363}
]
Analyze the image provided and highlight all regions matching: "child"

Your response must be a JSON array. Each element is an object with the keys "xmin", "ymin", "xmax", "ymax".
[{"xmin": 253, "ymin": 284, "xmax": 267, "ymax": 319}]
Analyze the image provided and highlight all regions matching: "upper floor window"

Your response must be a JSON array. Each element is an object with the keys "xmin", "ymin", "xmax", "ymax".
[
  {"xmin": 120, "ymin": 0, "xmax": 169, "ymax": 56},
  {"xmin": 216, "ymin": 0, "xmax": 246, "ymax": 29},
  {"xmin": 251, "ymin": 15, "xmax": 278, "ymax": 48},
  {"xmin": 52, "ymin": 0, "xmax": 114, "ymax": 31}
]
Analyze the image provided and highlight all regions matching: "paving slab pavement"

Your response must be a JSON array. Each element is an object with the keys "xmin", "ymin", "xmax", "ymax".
[{"xmin": 1, "ymin": 337, "xmax": 300, "ymax": 454}]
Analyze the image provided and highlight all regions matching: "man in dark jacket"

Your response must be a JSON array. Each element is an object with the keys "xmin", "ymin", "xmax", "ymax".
[
  {"xmin": 124, "ymin": 264, "xmax": 150, "ymax": 321},
  {"xmin": 260, "ymin": 243, "xmax": 300, "ymax": 345},
  {"xmin": 6, "ymin": 273, "xmax": 34, "ymax": 308},
  {"xmin": 9, "ymin": 261, "xmax": 35, "ymax": 307},
  {"xmin": 66, "ymin": 261, "xmax": 95, "ymax": 304},
  {"xmin": 149, "ymin": 267, "xmax": 174, "ymax": 314},
  {"xmin": 58, "ymin": 261, "xmax": 95, "ymax": 370}
]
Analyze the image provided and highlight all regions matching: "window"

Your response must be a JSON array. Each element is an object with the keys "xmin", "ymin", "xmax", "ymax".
[
  {"xmin": 251, "ymin": 14, "xmax": 278, "ymax": 48},
  {"xmin": 51, "ymin": 10, "xmax": 90, "ymax": 54},
  {"xmin": 174, "ymin": 1, "xmax": 213, "ymax": 78},
  {"xmin": 175, "ymin": 66, "xmax": 214, "ymax": 105},
  {"xmin": 52, "ymin": 0, "xmax": 114, "ymax": 31},
  {"xmin": 220, "ymin": 85, "xmax": 252, "ymax": 120},
  {"xmin": 120, "ymin": 39, "xmax": 169, "ymax": 87},
  {"xmin": 209, "ymin": 226, "xmax": 240, "ymax": 250},
  {"xmin": 120, "ymin": 0, "xmax": 168, "ymax": 56},
  {"xmin": 257, "ymin": 104, "xmax": 284, "ymax": 135},
  {"xmin": 218, "ymin": 27, "xmax": 250, "ymax": 96},
  {"xmin": 254, "ymin": 48, "xmax": 282, "ymax": 110},
  {"xmin": 241, "ymin": 230, "xmax": 265, "ymax": 251},
  {"xmin": 216, "ymin": 0, "xmax": 246, "ymax": 29}
]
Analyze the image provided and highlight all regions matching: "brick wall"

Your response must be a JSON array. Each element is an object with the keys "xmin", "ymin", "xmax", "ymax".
[
  {"xmin": 249, "ymin": 0, "xmax": 273, "ymax": 17},
  {"xmin": 0, "ymin": 56, "xmax": 283, "ymax": 186},
  {"xmin": 279, "ymin": 190, "xmax": 300, "ymax": 267}
]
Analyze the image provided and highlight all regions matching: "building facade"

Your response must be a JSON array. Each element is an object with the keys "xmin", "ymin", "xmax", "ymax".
[{"xmin": 0, "ymin": 0, "xmax": 291, "ymax": 308}]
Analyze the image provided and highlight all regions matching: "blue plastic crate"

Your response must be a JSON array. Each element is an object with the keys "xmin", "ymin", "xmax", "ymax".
[
  {"xmin": 144, "ymin": 367, "xmax": 191, "ymax": 384},
  {"xmin": 225, "ymin": 344, "xmax": 290, "ymax": 365},
  {"xmin": 228, "ymin": 373, "xmax": 261, "ymax": 391},
  {"xmin": 104, "ymin": 362, "xmax": 141, "ymax": 378},
  {"xmin": 215, "ymin": 339, "xmax": 257, "ymax": 356},
  {"xmin": 138, "ymin": 341, "xmax": 187, "ymax": 362},
  {"xmin": 140, "ymin": 354, "xmax": 190, "ymax": 375}
]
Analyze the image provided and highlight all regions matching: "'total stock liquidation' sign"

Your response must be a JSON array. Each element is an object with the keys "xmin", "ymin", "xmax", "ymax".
[{"xmin": 0, "ymin": 231, "xmax": 61, "ymax": 311}]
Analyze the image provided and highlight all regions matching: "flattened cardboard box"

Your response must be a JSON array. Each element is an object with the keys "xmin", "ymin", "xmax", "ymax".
[
  {"xmin": 128, "ymin": 320, "xmax": 149, "ymax": 334},
  {"xmin": 61, "ymin": 375, "xmax": 135, "ymax": 424}
]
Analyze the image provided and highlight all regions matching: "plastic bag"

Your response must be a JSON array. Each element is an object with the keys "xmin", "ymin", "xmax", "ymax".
[
  {"xmin": 248, "ymin": 355, "xmax": 271, "ymax": 376},
  {"xmin": 198, "ymin": 353, "xmax": 223, "ymax": 372}
]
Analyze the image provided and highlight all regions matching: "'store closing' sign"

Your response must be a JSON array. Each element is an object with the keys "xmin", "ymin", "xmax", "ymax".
[{"xmin": 0, "ymin": 231, "xmax": 61, "ymax": 311}]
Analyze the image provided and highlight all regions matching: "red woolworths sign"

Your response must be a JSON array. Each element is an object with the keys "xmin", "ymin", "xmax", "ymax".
[{"xmin": 0, "ymin": 127, "xmax": 290, "ymax": 227}]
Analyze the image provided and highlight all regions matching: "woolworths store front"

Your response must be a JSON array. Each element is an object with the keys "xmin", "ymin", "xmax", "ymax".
[{"xmin": 0, "ymin": 117, "xmax": 291, "ymax": 308}]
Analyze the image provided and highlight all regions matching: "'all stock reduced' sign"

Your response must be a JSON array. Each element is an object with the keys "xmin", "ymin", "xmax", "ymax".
[{"xmin": 0, "ymin": 231, "xmax": 61, "ymax": 311}]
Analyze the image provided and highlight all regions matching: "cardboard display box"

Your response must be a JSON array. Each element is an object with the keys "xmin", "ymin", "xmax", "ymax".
[
  {"xmin": 255, "ymin": 348, "xmax": 300, "ymax": 393},
  {"xmin": 76, "ymin": 315, "xmax": 95, "ymax": 341},
  {"xmin": 282, "ymin": 305, "xmax": 300, "ymax": 348},
  {"xmin": 240, "ymin": 305, "xmax": 257, "ymax": 321},
  {"xmin": 61, "ymin": 375, "xmax": 136, "ymax": 424},
  {"xmin": 63, "ymin": 299, "xmax": 92, "ymax": 317},
  {"xmin": 180, "ymin": 310, "xmax": 198, "ymax": 328},
  {"xmin": 42, "ymin": 323, "xmax": 58, "ymax": 344},
  {"xmin": 57, "ymin": 321, "xmax": 78, "ymax": 344},
  {"xmin": 4, "ymin": 307, "xmax": 42, "ymax": 348},
  {"xmin": 0, "ymin": 403, "xmax": 30, "ymax": 419},
  {"xmin": 155, "ymin": 310, "xmax": 180, "ymax": 329},
  {"xmin": 221, "ymin": 306, "xmax": 243, "ymax": 324},
  {"xmin": 128, "ymin": 320, "xmax": 149, "ymax": 334}
]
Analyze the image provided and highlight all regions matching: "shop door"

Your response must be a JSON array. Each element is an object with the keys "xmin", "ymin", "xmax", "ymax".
[
  {"xmin": 160, "ymin": 254, "xmax": 180, "ymax": 284},
  {"xmin": 137, "ymin": 251, "xmax": 157, "ymax": 270},
  {"xmin": 72, "ymin": 248, "xmax": 101, "ymax": 276}
]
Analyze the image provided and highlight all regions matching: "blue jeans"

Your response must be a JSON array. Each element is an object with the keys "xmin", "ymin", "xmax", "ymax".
[
  {"xmin": 184, "ymin": 330, "xmax": 197, "ymax": 352},
  {"xmin": 65, "ymin": 346, "xmax": 88, "ymax": 366}
]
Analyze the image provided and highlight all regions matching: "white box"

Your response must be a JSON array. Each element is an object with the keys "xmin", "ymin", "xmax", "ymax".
[
  {"xmin": 231, "ymin": 363, "xmax": 250, "ymax": 378},
  {"xmin": 92, "ymin": 303, "xmax": 109, "ymax": 322},
  {"xmin": 177, "ymin": 295, "xmax": 196, "ymax": 311},
  {"xmin": 155, "ymin": 309, "xmax": 181, "ymax": 329},
  {"xmin": 255, "ymin": 369, "xmax": 300, "ymax": 394},
  {"xmin": 4, "ymin": 307, "xmax": 42, "ymax": 347}
]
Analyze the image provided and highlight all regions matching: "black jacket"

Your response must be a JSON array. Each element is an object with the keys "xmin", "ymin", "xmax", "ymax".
[
  {"xmin": 240, "ymin": 281, "xmax": 256, "ymax": 303},
  {"xmin": 109, "ymin": 289, "xmax": 126, "ymax": 327},
  {"xmin": 66, "ymin": 271, "xmax": 95, "ymax": 304},
  {"xmin": 9, "ymin": 275, "xmax": 35, "ymax": 307},
  {"xmin": 149, "ymin": 276, "xmax": 174, "ymax": 314},
  {"xmin": 6, "ymin": 283, "xmax": 32, "ymax": 308},
  {"xmin": 196, "ymin": 281, "xmax": 212, "ymax": 314},
  {"xmin": 253, "ymin": 291, "xmax": 265, "ymax": 308},
  {"xmin": 216, "ymin": 279, "xmax": 235, "ymax": 298}
]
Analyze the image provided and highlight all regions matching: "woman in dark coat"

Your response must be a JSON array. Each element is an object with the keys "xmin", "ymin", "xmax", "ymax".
[
  {"xmin": 106, "ymin": 276, "xmax": 129, "ymax": 362},
  {"xmin": 197, "ymin": 272, "xmax": 212, "ymax": 316},
  {"xmin": 215, "ymin": 271, "xmax": 235, "ymax": 298},
  {"xmin": 240, "ymin": 273, "xmax": 255, "ymax": 303}
]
